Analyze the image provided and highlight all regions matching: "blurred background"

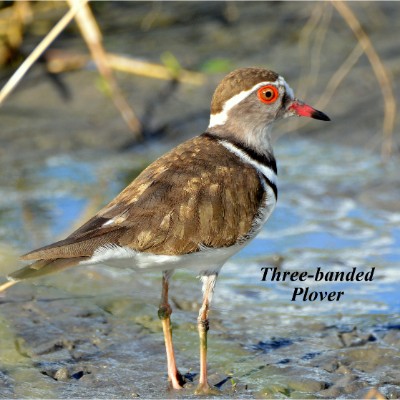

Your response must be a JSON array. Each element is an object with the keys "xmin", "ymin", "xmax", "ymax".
[{"xmin": 0, "ymin": 2, "xmax": 399, "ymax": 398}]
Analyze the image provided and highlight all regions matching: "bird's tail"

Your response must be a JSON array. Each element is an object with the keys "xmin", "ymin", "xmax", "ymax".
[{"xmin": 0, "ymin": 257, "xmax": 86, "ymax": 293}]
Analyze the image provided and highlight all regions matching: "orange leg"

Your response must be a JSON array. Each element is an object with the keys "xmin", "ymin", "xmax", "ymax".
[
  {"xmin": 195, "ymin": 274, "xmax": 218, "ymax": 394},
  {"xmin": 158, "ymin": 270, "xmax": 184, "ymax": 389}
]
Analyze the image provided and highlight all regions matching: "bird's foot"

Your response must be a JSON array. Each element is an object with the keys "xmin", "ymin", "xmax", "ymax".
[
  {"xmin": 195, "ymin": 381, "xmax": 219, "ymax": 395},
  {"xmin": 168, "ymin": 370, "xmax": 185, "ymax": 390}
]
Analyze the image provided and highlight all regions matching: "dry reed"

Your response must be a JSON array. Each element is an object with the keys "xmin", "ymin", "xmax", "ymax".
[{"xmin": 332, "ymin": 0, "xmax": 396, "ymax": 158}]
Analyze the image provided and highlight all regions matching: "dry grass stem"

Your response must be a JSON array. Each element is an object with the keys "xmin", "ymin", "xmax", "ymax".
[
  {"xmin": 45, "ymin": 50, "xmax": 205, "ymax": 84},
  {"xmin": 107, "ymin": 54, "xmax": 205, "ymax": 85},
  {"xmin": 332, "ymin": 0, "xmax": 397, "ymax": 158},
  {"xmin": 67, "ymin": 0, "xmax": 142, "ymax": 138},
  {"xmin": 278, "ymin": 42, "xmax": 364, "ymax": 139},
  {"xmin": 45, "ymin": 49, "xmax": 90, "ymax": 73},
  {"xmin": 0, "ymin": 0, "xmax": 88, "ymax": 106},
  {"xmin": 297, "ymin": 3, "xmax": 325, "ymax": 99},
  {"xmin": 316, "ymin": 43, "xmax": 364, "ymax": 110},
  {"xmin": 0, "ymin": 280, "xmax": 17, "ymax": 293},
  {"xmin": 308, "ymin": 4, "xmax": 332, "ymax": 90}
]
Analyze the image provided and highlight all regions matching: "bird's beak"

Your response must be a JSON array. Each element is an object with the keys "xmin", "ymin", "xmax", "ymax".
[{"xmin": 288, "ymin": 99, "xmax": 330, "ymax": 121}]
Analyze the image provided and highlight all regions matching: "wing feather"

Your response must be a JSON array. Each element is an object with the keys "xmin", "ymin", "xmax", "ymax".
[{"xmin": 20, "ymin": 134, "xmax": 265, "ymax": 262}]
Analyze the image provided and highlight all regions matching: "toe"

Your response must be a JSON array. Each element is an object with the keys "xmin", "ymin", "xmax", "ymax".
[{"xmin": 195, "ymin": 382, "xmax": 219, "ymax": 395}]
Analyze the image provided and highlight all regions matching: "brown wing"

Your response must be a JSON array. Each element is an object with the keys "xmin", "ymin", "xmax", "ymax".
[{"xmin": 21, "ymin": 134, "xmax": 265, "ymax": 261}]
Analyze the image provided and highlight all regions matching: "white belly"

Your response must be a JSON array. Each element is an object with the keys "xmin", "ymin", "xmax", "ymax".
[{"xmin": 80, "ymin": 242, "xmax": 245, "ymax": 275}]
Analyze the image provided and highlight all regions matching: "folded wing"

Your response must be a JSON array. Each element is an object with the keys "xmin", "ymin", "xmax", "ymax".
[{"xmin": 10, "ymin": 134, "xmax": 265, "ymax": 282}]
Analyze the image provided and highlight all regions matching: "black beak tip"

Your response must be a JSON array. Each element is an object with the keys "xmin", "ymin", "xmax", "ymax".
[{"xmin": 312, "ymin": 110, "xmax": 331, "ymax": 122}]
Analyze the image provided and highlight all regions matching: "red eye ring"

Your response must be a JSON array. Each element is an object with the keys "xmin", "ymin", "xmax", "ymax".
[{"xmin": 257, "ymin": 85, "xmax": 279, "ymax": 104}]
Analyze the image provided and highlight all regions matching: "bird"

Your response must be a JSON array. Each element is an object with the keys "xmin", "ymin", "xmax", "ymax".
[{"xmin": 0, "ymin": 67, "xmax": 330, "ymax": 393}]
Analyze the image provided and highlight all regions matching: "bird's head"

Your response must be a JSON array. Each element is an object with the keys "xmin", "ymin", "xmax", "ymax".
[{"xmin": 208, "ymin": 68, "xmax": 330, "ymax": 150}]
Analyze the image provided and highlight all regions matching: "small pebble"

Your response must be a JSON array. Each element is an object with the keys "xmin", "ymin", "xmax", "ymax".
[
  {"xmin": 54, "ymin": 367, "xmax": 69, "ymax": 381},
  {"xmin": 321, "ymin": 360, "xmax": 339, "ymax": 372},
  {"xmin": 338, "ymin": 327, "xmax": 376, "ymax": 347},
  {"xmin": 383, "ymin": 330, "xmax": 400, "ymax": 347},
  {"xmin": 288, "ymin": 377, "xmax": 328, "ymax": 392}
]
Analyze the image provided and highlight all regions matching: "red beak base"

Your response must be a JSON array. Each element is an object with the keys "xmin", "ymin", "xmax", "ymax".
[{"xmin": 290, "ymin": 101, "xmax": 330, "ymax": 121}]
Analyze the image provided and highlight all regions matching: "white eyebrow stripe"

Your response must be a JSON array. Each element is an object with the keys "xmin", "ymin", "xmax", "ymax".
[
  {"xmin": 208, "ymin": 75, "xmax": 294, "ymax": 128},
  {"xmin": 277, "ymin": 76, "xmax": 294, "ymax": 99},
  {"xmin": 209, "ymin": 81, "xmax": 274, "ymax": 128}
]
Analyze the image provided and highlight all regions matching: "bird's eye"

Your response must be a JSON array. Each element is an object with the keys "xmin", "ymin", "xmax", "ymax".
[{"xmin": 257, "ymin": 85, "xmax": 279, "ymax": 104}]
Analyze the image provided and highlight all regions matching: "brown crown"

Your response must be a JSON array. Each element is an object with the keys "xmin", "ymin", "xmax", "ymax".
[{"xmin": 210, "ymin": 68, "xmax": 279, "ymax": 114}]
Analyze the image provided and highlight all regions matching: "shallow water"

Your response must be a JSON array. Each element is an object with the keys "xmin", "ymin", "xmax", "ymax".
[
  {"xmin": 0, "ymin": 135, "xmax": 399, "ymax": 398},
  {"xmin": 2, "ymin": 136, "xmax": 399, "ymax": 312}
]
